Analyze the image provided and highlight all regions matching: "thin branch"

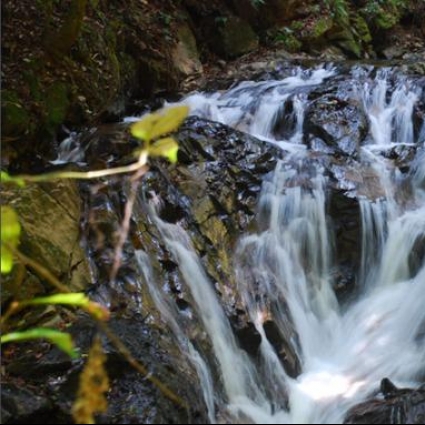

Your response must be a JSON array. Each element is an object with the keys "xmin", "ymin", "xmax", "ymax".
[
  {"xmin": 17, "ymin": 152, "xmax": 148, "ymax": 183},
  {"xmin": 110, "ymin": 166, "xmax": 147, "ymax": 282}
]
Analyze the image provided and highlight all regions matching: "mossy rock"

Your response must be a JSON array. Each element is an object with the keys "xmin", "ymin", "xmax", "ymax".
[
  {"xmin": 271, "ymin": 28, "xmax": 302, "ymax": 52},
  {"xmin": 353, "ymin": 15, "xmax": 372, "ymax": 43},
  {"xmin": 209, "ymin": 16, "xmax": 258, "ymax": 59},
  {"xmin": 337, "ymin": 38, "xmax": 362, "ymax": 58},
  {"xmin": 1, "ymin": 91, "xmax": 32, "ymax": 138},
  {"xmin": 45, "ymin": 82, "xmax": 70, "ymax": 131},
  {"xmin": 360, "ymin": 2, "xmax": 403, "ymax": 31},
  {"xmin": 1, "ymin": 179, "xmax": 91, "ymax": 301},
  {"xmin": 291, "ymin": 15, "xmax": 334, "ymax": 42},
  {"xmin": 172, "ymin": 23, "xmax": 203, "ymax": 77}
]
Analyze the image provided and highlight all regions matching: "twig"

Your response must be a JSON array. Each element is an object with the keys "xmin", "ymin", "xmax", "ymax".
[
  {"xmin": 16, "ymin": 153, "xmax": 148, "ymax": 183},
  {"xmin": 110, "ymin": 166, "xmax": 147, "ymax": 282}
]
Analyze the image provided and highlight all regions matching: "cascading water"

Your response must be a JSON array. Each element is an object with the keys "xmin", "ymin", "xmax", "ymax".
[{"xmin": 134, "ymin": 66, "xmax": 425, "ymax": 424}]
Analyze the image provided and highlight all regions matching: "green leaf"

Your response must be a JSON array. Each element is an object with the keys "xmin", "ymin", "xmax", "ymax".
[
  {"xmin": 1, "ymin": 328, "xmax": 78, "ymax": 359},
  {"xmin": 148, "ymin": 106, "xmax": 189, "ymax": 141},
  {"xmin": 148, "ymin": 137, "xmax": 179, "ymax": 163},
  {"xmin": 1, "ymin": 249, "xmax": 14, "ymax": 276},
  {"xmin": 130, "ymin": 112, "xmax": 160, "ymax": 142},
  {"xmin": 1, "ymin": 206, "xmax": 21, "ymax": 274},
  {"xmin": 130, "ymin": 106, "xmax": 189, "ymax": 143},
  {"xmin": 0, "ymin": 171, "xmax": 25, "ymax": 187},
  {"xmin": 26, "ymin": 293, "xmax": 90, "ymax": 307}
]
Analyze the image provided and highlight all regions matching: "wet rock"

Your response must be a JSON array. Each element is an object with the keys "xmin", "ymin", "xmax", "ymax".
[
  {"xmin": 263, "ymin": 320, "xmax": 301, "ymax": 378},
  {"xmin": 304, "ymin": 89, "xmax": 368, "ymax": 157},
  {"xmin": 329, "ymin": 189, "xmax": 361, "ymax": 295},
  {"xmin": 2, "ymin": 315, "xmax": 208, "ymax": 424},
  {"xmin": 1, "ymin": 383, "xmax": 52, "ymax": 423},
  {"xmin": 234, "ymin": 321, "xmax": 262, "ymax": 358},
  {"xmin": 344, "ymin": 382, "xmax": 425, "ymax": 424},
  {"xmin": 137, "ymin": 118, "xmax": 282, "ymax": 317}
]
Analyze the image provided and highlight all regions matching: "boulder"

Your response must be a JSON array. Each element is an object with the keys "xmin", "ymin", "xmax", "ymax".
[
  {"xmin": 1, "ymin": 179, "xmax": 91, "ymax": 304},
  {"xmin": 172, "ymin": 23, "xmax": 203, "ymax": 78},
  {"xmin": 207, "ymin": 16, "xmax": 258, "ymax": 59},
  {"xmin": 344, "ymin": 381, "xmax": 425, "ymax": 424}
]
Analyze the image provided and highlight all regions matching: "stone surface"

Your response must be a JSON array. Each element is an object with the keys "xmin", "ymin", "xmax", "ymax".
[
  {"xmin": 344, "ymin": 381, "xmax": 425, "ymax": 424},
  {"xmin": 2, "ymin": 315, "xmax": 208, "ymax": 424},
  {"xmin": 1, "ymin": 179, "xmax": 91, "ymax": 304},
  {"xmin": 208, "ymin": 16, "xmax": 259, "ymax": 59},
  {"xmin": 172, "ymin": 24, "xmax": 203, "ymax": 78}
]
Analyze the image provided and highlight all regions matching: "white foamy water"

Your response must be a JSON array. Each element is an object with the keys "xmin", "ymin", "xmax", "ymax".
[{"xmin": 137, "ymin": 67, "xmax": 425, "ymax": 424}]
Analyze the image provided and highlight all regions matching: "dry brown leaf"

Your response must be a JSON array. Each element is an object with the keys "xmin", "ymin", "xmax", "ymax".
[{"xmin": 72, "ymin": 335, "xmax": 109, "ymax": 424}]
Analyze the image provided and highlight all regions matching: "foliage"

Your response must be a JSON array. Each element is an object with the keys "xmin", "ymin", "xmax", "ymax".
[
  {"xmin": 130, "ymin": 105, "xmax": 188, "ymax": 163},
  {"xmin": 324, "ymin": 0, "xmax": 350, "ymax": 26},
  {"xmin": 272, "ymin": 27, "xmax": 302, "ymax": 52},
  {"xmin": 72, "ymin": 336, "xmax": 109, "ymax": 424},
  {"xmin": 361, "ymin": 0, "xmax": 407, "ymax": 29}
]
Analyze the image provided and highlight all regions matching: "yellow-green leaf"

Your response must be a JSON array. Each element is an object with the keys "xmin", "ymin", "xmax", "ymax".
[
  {"xmin": 130, "ymin": 112, "xmax": 161, "ymax": 142},
  {"xmin": 1, "ymin": 249, "xmax": 14, "ymax": 275},
  {"xmin": 0, "ymin": 171, "xmax": 25, "ymax": 187},
  {"xmin": 1, "ymin": 206, "xmax": 21, "ymax": 274},
  {"xmin": 149, "ymin": 105, "xmax": 189, "ymax": 140},
  {"xmin": 1, "ymin": 328, "xmax": 78, "ymax": 359},
  {"xmin": 130, "ymin": 106, "xmax": 189, "ymax": 143},
  {"xmin": 148, "ymin": 137, "xmax": 179, "ymax": 163}
]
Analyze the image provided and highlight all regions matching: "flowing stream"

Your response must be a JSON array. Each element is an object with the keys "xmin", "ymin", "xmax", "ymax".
[{"xmin": 132, "ymin": 66, "xmax": 425, "ymax": 423}]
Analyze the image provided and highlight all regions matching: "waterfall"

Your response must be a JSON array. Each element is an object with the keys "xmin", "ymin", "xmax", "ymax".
[{"xmin": 134, "ymin": 66, "xmax": 425, "ymax": 423}]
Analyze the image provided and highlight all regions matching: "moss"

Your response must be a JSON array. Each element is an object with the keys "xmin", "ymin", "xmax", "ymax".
[
  {"xmin": 375, "ymin": 11, "xmax": 399, "ymax": 30},
  {"xmin": 211, "ymin": 16, "xmax": 259, "ymax": 58},
  {"xmin": 337, "ymin": 36, "xmax": 362, "ymax": 58},
  {"xmin": 313, "ymin": 17, "xmax": 334, "ymax": 38},
  {"xmin": 273, "ymin": 29, "xmax": 302, "ymax": 52},
  {"xmin": 292, "ymin": 15, "xmax": 333, "ymax": 42},
  {"xmin": 1, "ymin": 91, "xmax": 32, "ymax": 137},
  {"xmin": 45, "ymin": 82, "xmax": 70, "ymax": 131},
  {"xmin": 353, "ymin": 15, "xmax": 372, "ymax": 43},
  {"xmin": 360, "ymin": 1, "xmax": 403, "ymax": 30}
]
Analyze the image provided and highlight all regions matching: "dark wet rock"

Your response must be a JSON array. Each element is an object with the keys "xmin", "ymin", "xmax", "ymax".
[
  {"xmin": 344, "ymin": 382, "xmax": 425, "ymax": 424},
  {"xmin": 263, "ymin": 320, "xmax": 301, "ymax": 378},
  {"xmin": 304, "ymin": 89, "xmax": 368, "ymax": 157},
  {"xmin": 135, "ymin": 117, "xmax": 283, "ymax": 317},
  {"xmin": 329, "ymin": 189, "xmax": 361, "ymax": 294},
  {"xmin": 233, "ymin": 321, "xmax": 262, "ymax": 358},
  {"xmin": 1, "ymin": 383, "xmax": 53, "ymax": 424},
  {"xmin": 2, "ymin": 315, "xmax": 208, "ymax": 424}
]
